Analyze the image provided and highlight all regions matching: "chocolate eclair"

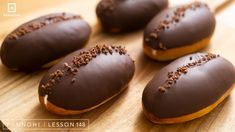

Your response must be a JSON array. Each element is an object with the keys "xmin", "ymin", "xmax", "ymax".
[
  {"xmin": 144, "ymin": 2, "xmax": 216, "ymax": 61},
  {"xmin": 142, "ymin": 53, "xmax": 235, "ymax": 124},
  {"xmin": 39, "ymin": 45, "xmax": 135, "ymax": 115},
  {"xmin": 0, "ymin": 12, "xmax": 91, "ymax": 71},
  {"xmin": 96, "ymin": 0, "xmax": 168, "ymax": 32}
]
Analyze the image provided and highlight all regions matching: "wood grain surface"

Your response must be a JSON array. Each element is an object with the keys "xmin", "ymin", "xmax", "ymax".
[{"xmin": 0, "ymin": 0, "xmax": 235, "ymax": 131}]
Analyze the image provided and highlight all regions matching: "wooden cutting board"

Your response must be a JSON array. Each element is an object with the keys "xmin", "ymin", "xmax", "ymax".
[{"xmin": 0, "ymin": 0, "xmax": 235, "ymax": 131}]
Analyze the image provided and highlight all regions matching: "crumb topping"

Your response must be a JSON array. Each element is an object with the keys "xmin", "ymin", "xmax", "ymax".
[
  {"xmin": 158, "ymin": 53, "xmax": 219, "ymax": 93},
  {"xmin": 8, "ymin": 12, "xmax": 81, "ymax": 40},
  {"xmin": 145, "ymin": 2, "xmax": 208, "ymax": 50},
  {"xmin": 41, "ymin": 45, "xmax": 127, "ymax": 94}
]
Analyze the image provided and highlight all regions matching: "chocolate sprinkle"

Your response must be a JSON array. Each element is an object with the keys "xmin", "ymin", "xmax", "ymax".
[
  {"xmin": 41, "ymin": 45, "xmax": 127, "ymax": 94},
  {"xmin": 146, "ymin": 2, "xmax": 208, "ymax": 50},
  {"xmin": 8, "ymin": 13, "xmax": 81, "ymax": 40},
  {"xmin": 158, "ymin": 53, "xmax": 218, "ymax": 93}
]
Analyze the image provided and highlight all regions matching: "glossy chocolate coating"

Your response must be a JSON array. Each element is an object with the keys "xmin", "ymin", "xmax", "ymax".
[
  {"xmin": 39, "ymin": 45, "xmax": 135, "ymax": 110},
  {"xmin": 96, "ymin": 0, "xmax": 168, "ymax": 32},
  {"xmin": 144, "ymin": 2, "xmax": 215, "ymax": 50},
  {"xmin": 0, "ymin": 13, "xmax": 91, "ymax": 70},
  {"xmin": 142, "ymin": 53, "xmax": 235, "ymax": 118}
]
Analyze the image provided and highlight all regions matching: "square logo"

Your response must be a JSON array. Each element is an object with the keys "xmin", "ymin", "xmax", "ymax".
[{"xmin": 7, "ymin": 3, "xmax": 16, "ymax": 13}]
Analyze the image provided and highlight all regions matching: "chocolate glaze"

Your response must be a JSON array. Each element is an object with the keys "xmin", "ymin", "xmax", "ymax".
[
  {"xmin": 39, "ymin": 45, "xmax": 135, "ymax": 110},
  {"xmin": 144, "ymin": 2, "xmax": 215, "ymax": 50},
  {"xmin": 96, "ymin": 0, "xmax": 168, "ymax": 32},
  {"xmin": 0, "ymin": 12, "xmax": 91, "ymax": 70},
  {"xmin": 142, "ymin": 53, "xmax": 235, "ymax": 118}
]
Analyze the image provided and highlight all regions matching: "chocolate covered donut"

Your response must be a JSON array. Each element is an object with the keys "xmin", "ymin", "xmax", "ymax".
[
  {"xmin": 96, "ymin": 0, "xmax": 168, "ymax": 32},
  {"xmin": 38, "ymin": 45, "xmax": 135, "ymax": 115},
  {"xmin": 144, "ymin": 2, "xmax": 216, "ymax": 61},
  {"xmin": 142, "ymin": 53, "xmax": 235, "ymax": 124},
  {"xmin": 0, "ymin": 12, "xmax": 91, "ymax": 70}
]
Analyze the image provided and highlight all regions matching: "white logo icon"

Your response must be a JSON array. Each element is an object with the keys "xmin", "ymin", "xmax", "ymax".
[{"xmin": 7, "ymin": 3, "xmax": 16, "ymax": 13}]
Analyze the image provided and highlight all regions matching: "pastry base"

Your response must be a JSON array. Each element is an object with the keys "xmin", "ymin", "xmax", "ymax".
[
  {"xmin": 143, "ymin": 86, "xmax": 234, "ymax": 124},
  {"xmin": 143, "ymin": 36, "xmax": 211, "ymax": 61},
  {"xmin": 39, "ymin": 85, "xmax": 128, "ymax": 115}
]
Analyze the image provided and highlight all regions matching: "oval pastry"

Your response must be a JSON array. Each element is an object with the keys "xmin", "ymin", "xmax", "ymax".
[
  {"xmin": 143, "ymin": 2, "xmax": 216, "ymax": 61},
  {"xmin": 96, "ymin": 0, "xmax": 168, "ymax": 32},
  {"xmin": 0, "ymin": 12, "xmax": 91, "ymax": 70},
  {"xmin": 142, "ymin": 53, "xmax": 235, "ymax": 124},
  {"xmin": 38, "ymin": 45, "xmax": 135, "ymax": 115}
]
